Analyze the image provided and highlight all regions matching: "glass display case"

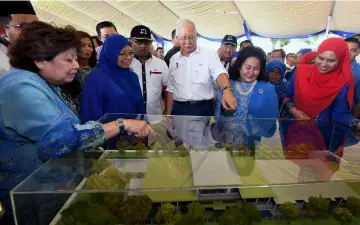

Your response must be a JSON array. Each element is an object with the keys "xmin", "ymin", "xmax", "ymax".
[{"xmin": 10, "ymin": 114, "xmax": 360, "ymax": 225}]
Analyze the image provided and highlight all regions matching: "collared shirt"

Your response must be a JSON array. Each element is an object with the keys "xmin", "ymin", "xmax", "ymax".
[
  {"xmin": 220, "ymin": 59, "xmax": 230, "ymax": 70},
  {"xmin": 351, "ymin": 60, "xmax": 360, "ymax": 104},
  {"xmin": 286, "ymin": 64, "xmax": 295, "ymax": 71},
  {"xmin": 130, "ymin": 56, "xmax": 168, "ymax": 123},
  {"xmin": 96, "ymin": 45, "xmax": 103, "ymax": 60},
  {"xmin": 213, "ymin": 57, "xmax": 230, "ymax": 99},
  {"xmin": 0, "ymin": 43, "xmax": 9, "ymax": 76},
  {"xmin": 167, "ymin": 46, "xmax": 228, "ymax": 101}
]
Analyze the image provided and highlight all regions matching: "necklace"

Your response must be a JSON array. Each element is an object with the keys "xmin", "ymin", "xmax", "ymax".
[
  {"xmin": 40, "ymin": 76, "xmax": 80, "ymax": 117},
  {"xmin": 235, "ymin": 80, "xmax": 257, "ymax": 96}
]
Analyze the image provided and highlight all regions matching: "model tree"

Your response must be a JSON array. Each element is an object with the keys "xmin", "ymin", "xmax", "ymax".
[
  {"xmin": 182, "ymin": 202, "xmax": 205, "ymax": 225},
  {"xmin": 345, "ymin": 196, "xmax": 360, "ymax": 216},
  {"xmin": 155, "ymin": 203, "xmax": 182, "ymax": 225},
  {"xmin": 242, "ymin": 201, "xmax": 261, "ymax": 224},
  {"xmin": 219, "ymin": 206, "xmax": 245, "ymax": 225},
  {"xmin": 279, "ymin": 202, "xmax": 300, "ymax": 224},
  {"xmin": 119, "ymin": 195, "xmax": 152, "ymax": 225},
  {"xmin": 305, "ymin": 196, "xmax": 329, "ymax": 221},
  {"xmin": 219, "ymin": 203, "xmax": 261, "ymax": 225},
  {"xmin": 332, "ymin": 207, "xmax": 354, "ymax": 225}
]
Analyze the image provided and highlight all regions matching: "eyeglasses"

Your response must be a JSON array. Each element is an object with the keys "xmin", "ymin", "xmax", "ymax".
[
  {"xmin": 178, "ymin": 35, "xmax": 196, "ymax": 42},
  {"xmin": 132, "ymin": 39, "xmax": 152, "ymax": 46},
  {"xmin": 350, "ymin": 48, "xmax": 359, "ymax": 54},
  {"xmin": 119, "ymin": 50, "xmax": 135, "ymax": 58},
  {"xmin": 223, "ymin": 45, "xmax": 236, "ymax": 50},
  {"xmin": 5, "ymin": 23, "xmax": 27, "ymax": 29},
  {"xmin": 270, "ymin": 70, "xmax": 282, "ymax": 74}
]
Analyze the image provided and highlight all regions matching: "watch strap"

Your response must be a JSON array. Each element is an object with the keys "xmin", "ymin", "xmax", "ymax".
[
  {"xmin": 223, "ymin": 86, "xmax": 233, "ymax": 92},
  {"xmin": 115, "ymin": 118, "xmax": 125, "ymax": 134}
]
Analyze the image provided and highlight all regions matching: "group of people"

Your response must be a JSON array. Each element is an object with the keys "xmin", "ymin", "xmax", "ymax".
[{"xmin": 1, "ymin": 2, "xmax": 360, "ymax": 224}]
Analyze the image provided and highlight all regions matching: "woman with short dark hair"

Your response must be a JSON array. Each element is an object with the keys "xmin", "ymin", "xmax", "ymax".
[
  {"xmin": 0, "ymin": 21, "xmax": 155, "ymax": 215},
  {"xmin": 214, "ymin": 46, "xmax": 279, "ymax": 151}
]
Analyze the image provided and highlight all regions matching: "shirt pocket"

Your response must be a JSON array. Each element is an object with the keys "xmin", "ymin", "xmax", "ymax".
[
  {"xmin": 148, "ymin": 70, "xmax": 163, "ymax": 89},
  {"xmin": 193, "ymin": 63, "xmax": 210, "ymax": 84}
]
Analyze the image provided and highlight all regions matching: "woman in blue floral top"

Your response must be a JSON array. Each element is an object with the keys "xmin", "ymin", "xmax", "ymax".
[
  {"xmin": 214, "ymin": 46, "xmax": 279, "ymax": 151},
  {"xmin": 0, "ymin": 22, "xmax": 155, "ymax": 217}
]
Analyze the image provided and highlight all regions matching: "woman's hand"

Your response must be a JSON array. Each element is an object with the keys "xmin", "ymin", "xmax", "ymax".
[
  {"xmin": 290, "ymin": 107, "xmax": 310, "ymax": 120},
  {"xmin": 124, "ymin": 120, "xmax": 157, "ymax": 137}
]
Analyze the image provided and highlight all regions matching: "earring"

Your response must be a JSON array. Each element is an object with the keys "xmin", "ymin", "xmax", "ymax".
[{"xmin": 39, "ymin": 65, "xmax": 44, "ymax": 70}]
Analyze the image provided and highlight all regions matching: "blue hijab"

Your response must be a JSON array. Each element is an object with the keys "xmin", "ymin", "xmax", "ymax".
[
  {"xmin": 265, "ymin": 60, "xmax": 287, "ymax": 108},
  {"xmin": 98, "ymin": 35, "xmax": 141, "ymax": 100},
  {"xmin": 81, "ymin": 35, "xmax": 145, "ymax": 122},
  {"xmin": 297, "ymin": 48, "xmax": 312, "ymax": 55}
]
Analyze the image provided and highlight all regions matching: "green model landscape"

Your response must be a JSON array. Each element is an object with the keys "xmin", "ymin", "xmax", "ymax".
[{"xmin": 57, "ymin": 137, "xmax": 360, "ymax": 225}]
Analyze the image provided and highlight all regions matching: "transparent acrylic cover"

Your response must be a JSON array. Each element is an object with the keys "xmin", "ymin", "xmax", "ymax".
[{"xmin": 10, "ymin": 113, "xmax": 360, "ymax": 225}]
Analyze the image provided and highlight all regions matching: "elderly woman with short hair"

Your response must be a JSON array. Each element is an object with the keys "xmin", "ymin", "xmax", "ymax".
[{"xmin": 0, "ymin": 21, "xmax": 155, "ymax": 218}]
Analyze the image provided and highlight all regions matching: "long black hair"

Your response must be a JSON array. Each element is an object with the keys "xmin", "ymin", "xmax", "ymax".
[{"xmin": 229, "ymin": 46, "xmax": 266, "ymax": 81}]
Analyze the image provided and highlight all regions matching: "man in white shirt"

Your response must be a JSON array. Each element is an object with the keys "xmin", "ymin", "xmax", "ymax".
[
  {"xmin": 165, "ymin": 19, "xmax": 237, "ymax": 148},
  {"xmin": 166, "ymin": 19, "xmax": 237, "ymax": 117},
  {"xmin": 285, "ymin": 53, "xmax": 295, "ymax": 71},
  {"xmin": 214, "ymin": 35, "xmax": 237, "ymax": 99},
  {"xmin": 218, "ymin": 35, "xmax": 237, "ymax": 70},
  {"xmin": 0, "ymin": 1, "xmax": 38, "ymax": 76},
  {"xmin": 130, "ymin": 25, "xmax": 168, "ymax": 124}
]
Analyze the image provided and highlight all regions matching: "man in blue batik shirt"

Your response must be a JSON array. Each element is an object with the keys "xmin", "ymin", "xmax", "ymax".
[
  {"xmin": 345, "ymin": 38, "xmax": 360, "ymax": 106},
  {"xmin": 344, "ymin": 38, "xmax": 360, "ymax": 146}
]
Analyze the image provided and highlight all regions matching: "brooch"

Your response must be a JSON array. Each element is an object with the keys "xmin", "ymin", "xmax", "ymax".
[{"xmin": 259, "ymin": 89, "xmax": 263, "ymax": 94}]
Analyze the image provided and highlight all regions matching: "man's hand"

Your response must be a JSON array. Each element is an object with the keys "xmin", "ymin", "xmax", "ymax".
[{"xmin": 221, "ymin": 90, "xmax": 237, "ymax": 110}]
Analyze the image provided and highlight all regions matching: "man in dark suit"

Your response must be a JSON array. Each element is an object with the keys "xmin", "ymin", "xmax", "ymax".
[{"xmin": 164, "ymin": 29, "xmax": 180, "ymax": 67}]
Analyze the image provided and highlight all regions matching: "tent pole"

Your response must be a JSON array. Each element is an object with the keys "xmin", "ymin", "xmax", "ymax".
[
  {"xmin": 325, "ymin": 16, "xmax": 332, "ymax": 38},
  {"xmin": 231, "ymin": 1, "xmax": 251, "ymax": 40},
  {"xmin": 326, "ymin": 0, "xmax": 337, "ymax": 37}
]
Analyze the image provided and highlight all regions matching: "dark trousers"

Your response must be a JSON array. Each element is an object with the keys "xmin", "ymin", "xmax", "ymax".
[{"xmin": 172, "ymin": 101, "xmax": 214, "ymax": 116}]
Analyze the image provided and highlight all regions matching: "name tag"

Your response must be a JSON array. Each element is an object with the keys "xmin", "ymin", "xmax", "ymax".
[{"xmin": 150, "ymin": 71, "xmax": 162, "ymax": 75}]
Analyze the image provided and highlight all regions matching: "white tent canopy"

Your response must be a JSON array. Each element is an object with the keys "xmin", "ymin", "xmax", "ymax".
[{"xmin": 31, "ymin": 0, "xmax": 360, "ymax": 40}]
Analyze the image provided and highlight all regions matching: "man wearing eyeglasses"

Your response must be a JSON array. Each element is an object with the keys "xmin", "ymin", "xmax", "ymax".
[
  {"xmin": 214, "ymin": 35, "xmax": 237, "ymax": 99},
  {"xmin": 130, "ymin": 25, "xmax": 169, "ymax": 124},
  {"xmin": 218, "ymin": 35, "xmax": 237, "ymax": 71},
  {"xmin": 95, "ymin": 21, "xmax": 118, "ymax": 60},
  {"xmin": 0, "ymin": 1, "xmax": 38, "ymax": 76},
  {"xmin": 166, "ymin": 19, "xmax": 237, "ymax": 117}
]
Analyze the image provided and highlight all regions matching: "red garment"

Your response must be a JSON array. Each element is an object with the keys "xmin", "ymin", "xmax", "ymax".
[
  {"xmin": 300, "ymin": 51, "xmax": 317, "ymax": 64},
  {"xmin": 294, "ymin": 38, "xmax": 354, "ymax": 118}
]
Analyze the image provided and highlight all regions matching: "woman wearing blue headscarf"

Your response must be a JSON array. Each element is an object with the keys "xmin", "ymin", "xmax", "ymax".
[
  {"xmin": 81, "ymin": 35, "xmax": 146, "ymax": 122},
  {"xmin": 265, "ymin": 60, "xmax": 287, "ymax": 113},
  {"xmin": 285, "ymin": 48, "xmax": 312, "ymax": 81}
]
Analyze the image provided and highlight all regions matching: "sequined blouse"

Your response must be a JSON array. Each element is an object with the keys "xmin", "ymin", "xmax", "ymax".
[
  {"xmin": 0, "ymin": 68, "xmax": 105, "ymax": 212},
  {"xmin": 215, "ymin": 80, "xmax": 279, "ymax": 148}
]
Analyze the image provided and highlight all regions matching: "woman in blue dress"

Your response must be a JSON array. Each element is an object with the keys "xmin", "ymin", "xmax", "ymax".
[
  {"xmin": 81, "ymin": 34, "xmax": 146, "ymax": 122},
  {"xmin": 265, "ymin": 60, "xmax": 289, "ymax": 147},
  {"xmin": 0, "ymin": 22, "xmax": 154, "ymax": 222},
  {"xmin": 214, "ymin": 46, "xmax": 279, "ymax": 152},
  {"xmin": 282, "ymin": 38, "xmax": 360, "ymax": 175},
  {"xmin": 265, "ymin": 60, "xmax": 287, "ymax": 114}
]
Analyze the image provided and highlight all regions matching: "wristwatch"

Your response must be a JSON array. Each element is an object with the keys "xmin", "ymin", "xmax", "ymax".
[
  {"xmin": 223, "ymin": 86, "xmax": 233, "ymax": 93},
  {"xmin": 115, "ymin": 118, "xmax": 125, "ymax": 134}
]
